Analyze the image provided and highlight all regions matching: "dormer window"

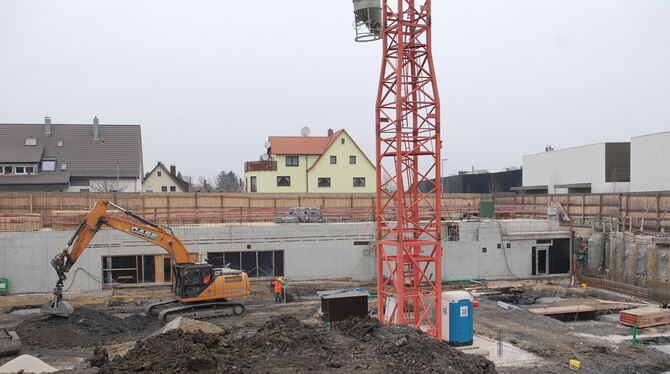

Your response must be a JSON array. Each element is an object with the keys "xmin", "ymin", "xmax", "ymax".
[
  {"xmin": 41, "ymin": 160, "xmax": 56, "ymax": 171},
  {"xmin": 25, "ymin": 138, "xmax": 37, "ymax": 146}
]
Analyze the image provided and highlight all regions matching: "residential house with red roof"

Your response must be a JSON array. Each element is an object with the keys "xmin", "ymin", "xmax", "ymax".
[{"xmin": 244, "ymin": 129, "xmax": 375, "ymax": 193}]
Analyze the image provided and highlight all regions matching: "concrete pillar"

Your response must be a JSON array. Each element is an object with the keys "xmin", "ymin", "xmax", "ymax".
[
  {"xmin": 615, "ymin": 234, "xmax": 625, "ymax": 283},
  {"xmin": 647, "ymin": 243, "xmax": 658, "ymax": 284},
  {"xmin": 607, "ymin": 233, "xmax": 616, "ymax": 280}
]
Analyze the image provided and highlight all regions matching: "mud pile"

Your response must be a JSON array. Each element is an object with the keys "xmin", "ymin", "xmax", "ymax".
[
  {"xmin": 15, "ymin": 308, "xmax": 157, "ymax": 348},
  {"xmin": 97, "ymin": 315, "xmax": 497, "ymax": 374},
  {"xmin": 334, "ymin": 317, "xmax": 496, "ymax": 374}
]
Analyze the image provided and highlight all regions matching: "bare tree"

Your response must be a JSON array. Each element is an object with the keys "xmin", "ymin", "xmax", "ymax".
[
  {"xmin": 488, "ymin": 176, "xmax": 504, "ymax": 195},
  {"xmin": 90, "ymin": 179, "xmax": 128, "ymax": 192}
]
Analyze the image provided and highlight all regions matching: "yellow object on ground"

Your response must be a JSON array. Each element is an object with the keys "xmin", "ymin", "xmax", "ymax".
[
  {"xmin": 580, "ymin": 283, "xmax": 587, "ymax": 288},
  {"xmin": 569, "ymin": 359, "xmax": 581, "ymax": 370}
]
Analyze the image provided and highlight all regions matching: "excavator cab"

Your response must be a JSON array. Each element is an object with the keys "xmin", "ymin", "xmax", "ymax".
[{"xmin": 174, "ymin": 263, "xmax": 214, "ymax": 300}]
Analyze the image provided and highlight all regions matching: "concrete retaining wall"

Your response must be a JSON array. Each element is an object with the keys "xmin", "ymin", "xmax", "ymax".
[{"xmin": 0, "ymin": 219, "xmax": 570, "ymax": 294}]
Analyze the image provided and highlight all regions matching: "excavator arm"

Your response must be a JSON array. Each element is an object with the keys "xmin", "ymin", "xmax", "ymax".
[{"xmin": 43, "ymin": 200, "xmax": 196, "ymax": 317}]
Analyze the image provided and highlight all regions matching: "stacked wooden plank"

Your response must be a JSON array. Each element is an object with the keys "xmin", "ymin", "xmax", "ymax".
[
  {"xmin": 529, "ymin": 305, "xmax": 596, "ymax": 316},
  {"xmin": 619, "ymin": 307, "xmax": 670, "ymax": 328}
]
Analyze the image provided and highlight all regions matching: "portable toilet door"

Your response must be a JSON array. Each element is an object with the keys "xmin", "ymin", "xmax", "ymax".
[{"xmin": 441, "ymin": 291, "xmax": 474, "ymax": 346}]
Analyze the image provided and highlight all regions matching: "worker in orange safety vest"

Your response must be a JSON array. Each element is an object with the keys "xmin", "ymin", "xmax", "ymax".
[{"xmin": 271, "ymin": 277, "xmax": 284, "ymax": 303}]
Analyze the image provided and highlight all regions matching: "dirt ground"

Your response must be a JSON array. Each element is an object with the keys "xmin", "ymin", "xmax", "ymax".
[{"xmin": 0, "ymin": 279, "xmax": 669, "ymax": 373}]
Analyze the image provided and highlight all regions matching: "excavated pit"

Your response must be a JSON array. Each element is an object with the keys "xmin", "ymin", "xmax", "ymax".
[
  {"xmin": 14, "ymin": 308, "xmax": 158, "ymax": 348},
  {"xmin": 95, "ymin": 315, "xmax": 497, "ymax": 374}
]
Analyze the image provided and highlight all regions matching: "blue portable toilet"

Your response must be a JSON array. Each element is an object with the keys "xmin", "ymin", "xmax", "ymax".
[{"xmin": 441, "ymin": 291, "xmax": 474, "ymax": 346}]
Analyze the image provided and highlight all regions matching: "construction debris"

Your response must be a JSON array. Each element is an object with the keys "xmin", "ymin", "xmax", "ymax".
[
  {"xmin": 151, "ymin": 316, "xmax": 224, "ymax": 336},
  {"xmin": 14, "ymin": 308, "xmax": 157, "ymax": 348},
  {"xmin": 0, "ymin": 354, "xmax": 57, "ymax": 373},
  {"xmin": 94, "ymin": 316, "xmax": 496, "ymax": 374}
]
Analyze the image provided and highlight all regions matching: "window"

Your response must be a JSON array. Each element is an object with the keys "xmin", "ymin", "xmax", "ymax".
[
  {"xmin": 25, "ymin": 138, "xmax": 37, "ymax": 146},
  {"xmin": 70, "ymin": 177, "xmax": 90, "ymax": 186},
  {"xmin": 170, "ymin": 186, "xmax": 176, "ymax": 192},
  {"xmin": 330, "ymin": 155, "xmax": 337, "ymax": 164},
  {"xmin": 207, "ymin": 251, "xmax": 284, "ymax": 278},
  {"xmin": 60, "ymin": 163, "xmax": 67, "ymax": 171},
  {"xmin": 250, "ymin": 176, "xmax": 257, "ymax": 192},
  {"xmin": 57, "ymin": 140, "xmax": 64, "ymax": 147},
  {"xmin": 277, "ymin": 176, "xmax": 290, "ymax": 186},
  {"xmin": 285, "ymin": 156, "xmax": 299, "ymax": 167},
  {"xmin": 318, "ymin": 178, "xmax": 331, "ymax": 187},
  {"xmin": 353, "ymin": 177, "xmax": 366, "ymax": 187},
  {"xmin": 341, "ymin": 138, "xmax": 345, "ymax": 144},
  {"xmin": 41, "ymin": 160, "xmax": 56, "ymax": 171},
  {"xmin": 25, "ymin": 166, "xmax": 34, "ymax": 174},
  {"xmin": 157, "ymin": 171, "xmax": 162, "ymax": 177},
  {"xmin": 350, "ymin": 155, "xmax": 356, "ymax": 164},
  {"xmin": 145, "ymin": 186, "xmax": 154, "ymax": 192},
  {"xmin": 2, "ymin": 166, "xmax": 11, "ymax": 175},
  {"xmin": 102, "ymin": 255, "xmax": 155, "ymax": 284},
  {"xmin": 161, "ymin": 186, "xmax": 168, "ymax": 192},
  {"xmin": 14, "ymin": 166, "xmax": 25, "ymax": 174}
]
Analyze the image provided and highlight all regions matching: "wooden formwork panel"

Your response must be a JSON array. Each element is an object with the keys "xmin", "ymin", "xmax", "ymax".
[
  {"xmin": 602, "ymin": 206, "xmax": 620, "ymax": 216},
  {"xmin": 567, "ymin": 195, "xmax": 584, "ymax": 205},
  {"xmin": 221, "ymin": 197, "xmax": 250, "ymax": 208},
  {"xmin": 352, "ymin": 198, "xmax": 374, "ymax": 207},
  {"xmin": 299, "ymin": 198, "xmax": 324, "ymax": 207},
  {"xmin": 323, "ymin": 198, "xmax": 351, "ymax": 208},
  {"xmin": 143, "ymin": 196, "xmax": 168, "ymax": 208},
  {"xmin": 167, "ymin": 196, "xmax": 196, "ymax": 209},
  {"xmin": 273, "ymin": 199, "xmax": 299, "ymax": 208},
  {"xmin": 584, "ymin": 195, "xmax": 601, "ymax": 205},
  {"xmin": 584, "ymin": 206, "xmax": 601, "ymax": 216},
  {"xmin": 0, "ymin": 215, "xmax": 41, "ymax": 231},
  {"xmin": 627, "ymin": 196, "xmax": 655, "ymax": 211},
  {"xmin": 602, "ymin": 194, "xmax": 620, "ymax": 205},
  {"xmin": 570, "ymin": 206, "xmax": 584, "ymax": 216},
  {"xmin": 196, "ymin": 196, "xmax": 223, "ymax": 208}
]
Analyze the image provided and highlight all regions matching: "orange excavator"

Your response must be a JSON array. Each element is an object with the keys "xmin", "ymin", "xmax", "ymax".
[{"xmin": 41, "ymin": 200, "xmax": 250, "ymax": 322}]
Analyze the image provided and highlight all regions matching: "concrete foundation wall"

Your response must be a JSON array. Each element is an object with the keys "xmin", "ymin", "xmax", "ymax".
[
  {"xmin": 598, "ymin": 231, "xmax": 670, "ymax": 287},
  {"xmin": 0, "ymin": 219, "xmax": 571, "ymax": 294}
]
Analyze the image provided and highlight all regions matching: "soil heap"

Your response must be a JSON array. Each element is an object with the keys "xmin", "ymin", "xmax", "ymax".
[
  {"xmin": 15, "ymin": 308, "xmax": 157, "ymax": 348},
  {"xmin": 96, "ymin": 315, "xmax": 496, "ymax": 374}
]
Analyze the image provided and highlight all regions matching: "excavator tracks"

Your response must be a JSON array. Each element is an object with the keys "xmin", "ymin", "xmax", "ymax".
[{"xmin": 148, "ymin": 301, "xmax": 245, "ymax": 323}]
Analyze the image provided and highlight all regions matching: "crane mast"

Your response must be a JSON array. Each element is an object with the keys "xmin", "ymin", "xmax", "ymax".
[{"xmin": 354, "ymin": 0, "xmax": 443, "ymax": 339}]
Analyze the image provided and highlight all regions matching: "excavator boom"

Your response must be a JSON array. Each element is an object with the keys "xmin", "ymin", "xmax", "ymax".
[{"xmin": 41, "ymin": 200, "xmax": 250, "ymax": 320}]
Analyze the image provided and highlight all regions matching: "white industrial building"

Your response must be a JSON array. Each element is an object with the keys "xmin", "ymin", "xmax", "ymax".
[
  {"xmin": 631, "ymin": 131, "xmax": 670, "ymax": 192},
  {"xmin": 517, "ymin": 142, "xmax": 631, "ymax": 194},
  {"xmin": 517, "ymin": 131, "xmax": 670, "ymax": 194}
]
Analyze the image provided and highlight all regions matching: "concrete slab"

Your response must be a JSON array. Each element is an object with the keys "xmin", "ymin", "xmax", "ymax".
[{"xmin": 463, "ymin": 335, "xmax": 545, "ymax": 367}]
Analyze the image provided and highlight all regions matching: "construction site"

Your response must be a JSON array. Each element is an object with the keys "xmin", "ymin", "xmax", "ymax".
[{"xmin": 1, "ymin": 0, "xmax": 670, "ymax": 373}]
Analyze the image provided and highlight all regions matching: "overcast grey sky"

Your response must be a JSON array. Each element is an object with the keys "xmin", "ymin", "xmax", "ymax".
[{"xmin": 1, "ymin": 0, "xmax": 668, "ymax": 181}]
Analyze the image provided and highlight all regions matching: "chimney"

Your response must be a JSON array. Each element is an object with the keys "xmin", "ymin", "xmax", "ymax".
[
  {"xmin": 93, "ymin": 116, "xmax": 100, "ymax": 140},
  {"xmin": 170, "ymin": 165, "xmax": 176, "ymax": 175},
  {"xmin": 44, "ymin": 117, "xmax": 52, "ymax": 135},
  {"xmin": 327, "ymin": 128, "xmax": 334, "ymax": 136}
]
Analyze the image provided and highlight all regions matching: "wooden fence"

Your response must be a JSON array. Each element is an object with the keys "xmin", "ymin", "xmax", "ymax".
[{"xmin": 0, "ymin": 191, "xmax": 669, "ymax": 231}]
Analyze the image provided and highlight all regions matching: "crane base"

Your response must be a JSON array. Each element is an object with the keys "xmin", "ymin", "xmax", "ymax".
[{"xmin": 40, "ymin": 300, "xmax": 74, "ymax": 318}]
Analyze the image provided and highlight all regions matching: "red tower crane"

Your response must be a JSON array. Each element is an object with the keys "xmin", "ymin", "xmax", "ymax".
[{"xmin": 353, "ymin": 0, "xmax": 443, "ymax": 338}]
